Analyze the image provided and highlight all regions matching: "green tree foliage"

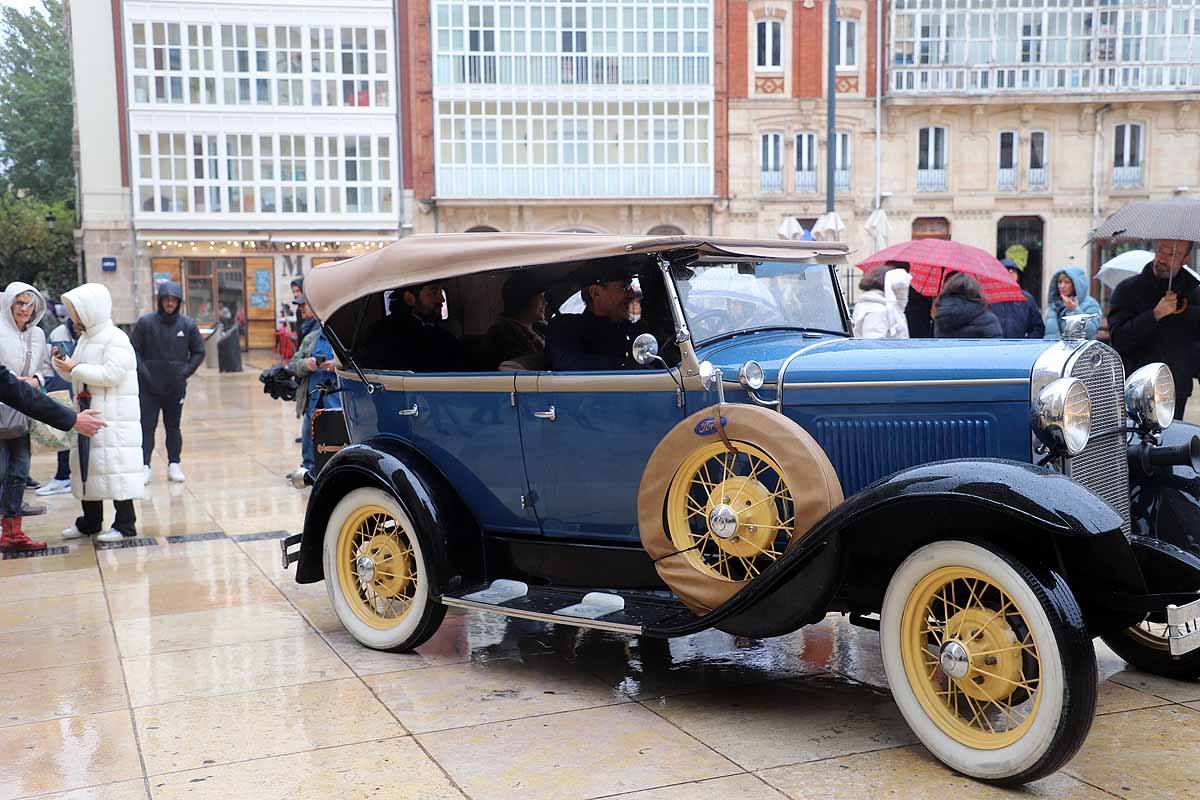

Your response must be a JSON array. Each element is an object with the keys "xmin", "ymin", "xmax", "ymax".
[
  {"xmin": 0, "ymin": 192, "xmax": 77, "ymax": 297},
  {"xmin": 0, "ymin": 1, "xmax": 74, "ymax": 204}
]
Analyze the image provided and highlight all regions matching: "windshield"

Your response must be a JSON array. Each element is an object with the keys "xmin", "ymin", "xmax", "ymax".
[{"xmin": 675, "ymin": 260, "xmax": 847, "ymax": 343}]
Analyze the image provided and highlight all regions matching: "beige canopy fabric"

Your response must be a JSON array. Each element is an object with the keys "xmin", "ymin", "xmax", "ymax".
[{"xmin": 304, "ymin": 232, "xmax": 849, "ymax": 321}]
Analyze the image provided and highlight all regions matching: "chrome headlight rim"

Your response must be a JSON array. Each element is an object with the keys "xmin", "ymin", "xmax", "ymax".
[
  {"xmin": 738, "ymin": 360, "xmax": 765, "ymax": 391},
  {"xmin": 1125, "ymin": 362, "xmax": 1175, "ymax": 432},
  {"xmin": 1033, "ymin": 377, "xmax": 1092, "ymax": 456}
]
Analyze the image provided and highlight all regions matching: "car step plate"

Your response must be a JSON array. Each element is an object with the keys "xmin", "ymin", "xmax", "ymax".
[
  {"xmin": 441, "ymin": 582, "xmax": 686, "ymax": 635},
  {"xmin": 1167, "ymin": 597, "xmax": 1200, "ymax": 656}
]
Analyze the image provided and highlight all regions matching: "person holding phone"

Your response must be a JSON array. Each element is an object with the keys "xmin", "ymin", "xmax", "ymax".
[
  {"xmin": 36, "ymin": 314, "xmax": 80, "ymax": 497},
  {"xmin": 288, "ymin": 300, "xmax": 341, "ymax": 479}
]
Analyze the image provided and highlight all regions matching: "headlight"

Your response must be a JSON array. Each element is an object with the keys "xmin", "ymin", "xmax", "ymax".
[
  {"xmin": 1126, "ymin": 363, "xmax": 1175, "ymax": 431},
  {"xmin": 738, "ymin": 360, "xmax": 765, "ymax": 391},
  {"xmin": 1033, "ymin": 377, "xmax": 1091, "ymax": 455}
]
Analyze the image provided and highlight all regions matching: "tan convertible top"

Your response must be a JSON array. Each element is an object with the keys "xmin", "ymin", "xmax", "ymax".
[{"xmin": 304, "ymin": 232, "xmax": 848, "ymax": 320}]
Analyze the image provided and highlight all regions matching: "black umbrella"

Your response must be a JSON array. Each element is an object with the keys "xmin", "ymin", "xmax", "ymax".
[
  {"xmin": 76, "ymin": 387, "xmax": 92, "ymax": 492},
  {"xmin": 1090, "ymin": 198, "xmax": 1200, "ymax": 291}
]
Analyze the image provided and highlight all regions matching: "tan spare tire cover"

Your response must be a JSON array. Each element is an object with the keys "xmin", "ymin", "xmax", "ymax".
[{"xmin": 638, "ymin": 404, "xmax": 843, "ymax": 615}]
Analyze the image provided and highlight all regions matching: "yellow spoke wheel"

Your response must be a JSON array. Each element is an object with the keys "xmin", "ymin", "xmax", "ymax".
[
  {"xmin": 665, "ymin": 441, "xmax": 795, "ymax": 582},
  {"xmin": 335, "ymin": 504, "xmax": 419, "ymax": 630},
  {"xmin": 900, "ymin": 566, "xmax": 1042, "ymax": 750}
]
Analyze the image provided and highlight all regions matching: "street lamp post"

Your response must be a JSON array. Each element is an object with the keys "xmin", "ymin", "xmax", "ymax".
[{"xmin": 826, "ymin": 0, "xmax": 837, "ymax": 215}]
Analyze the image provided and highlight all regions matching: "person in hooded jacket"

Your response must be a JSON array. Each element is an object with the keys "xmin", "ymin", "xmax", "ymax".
[
  {"xmin": 992, "ymin": 259, "xmax": 1046, "ymax": 339},
  {"xmin": 0, "ymin": 283, "xmax": 52, "ymax": 549},
  {"xmin": 54, "ymin": 284, "xmax": 144, "ymax": 542},
  {"xmin": 35, "ymin": 310, "xmax": 80, "ymax": 497},
  {"xmin": 1044, "ymin": 266, "xmax": 1101, "ymax": 340},
  {"xmin": 131, "ymin": 281, "xmax": 204, "ymax": 484},
  {"xmin": 852, "ymin": 266, "xmax": 911, "ymax": 338},
  {"xmin": 933, "ymin": 272, "xmax": 1004, "ymax": 339}
]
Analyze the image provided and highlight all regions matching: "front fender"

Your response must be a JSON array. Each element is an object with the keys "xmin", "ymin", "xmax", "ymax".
[
  {"xmin": 294, "ymin": 437, "xmax": 483, "ymax": 593},
  {"xmin": 829, "ymin": 459, "xmax": 1143, "ymax": 628}
]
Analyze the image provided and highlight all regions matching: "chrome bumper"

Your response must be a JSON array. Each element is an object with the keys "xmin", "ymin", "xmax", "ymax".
[
  {"xmin": 1167, "ymin": 598, "xmax": 1200, "ymax": 656},
  {"xmin": 280, "ymin": 533, "xmax": 303, "ymax": 570}
]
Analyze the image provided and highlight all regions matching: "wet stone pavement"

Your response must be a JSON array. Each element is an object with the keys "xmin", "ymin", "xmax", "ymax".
[{"xmin": 1, "ymin": 363, "xmax": 1199, "ymax": 800}]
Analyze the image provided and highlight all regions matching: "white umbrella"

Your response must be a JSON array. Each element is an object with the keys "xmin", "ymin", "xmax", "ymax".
[
  {"xmin": 812, "ymin": 211, "xmax": 846, "ymax": 242},
  {"xmin": 776, "ymin": 217, "xmax": 804, "ymax": 241},
  {"xmin": 865, "ymin": 208, "xmax": 889, "ymax": 252},
  {"xmin": 1095, "ymin": 249, "xmax": 1153, "ymax": 290}
]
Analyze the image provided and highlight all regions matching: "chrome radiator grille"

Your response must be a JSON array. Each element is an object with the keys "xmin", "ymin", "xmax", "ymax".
[{"xmin": 1064, "ymin": 344, "xmax": 1131, "ymax": 535}]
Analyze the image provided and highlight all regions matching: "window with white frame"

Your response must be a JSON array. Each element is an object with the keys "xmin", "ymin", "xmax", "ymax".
[
  {"xmin": 760, "ymin": 132, "xmax": 782, "ymax": 193},
  {"xmin": 130, "ymin": 22, "xmax": 185, "ymax": 103},
  {"xmin": 225, "ymin": 133, "xmax": 256, "ymax": 212},
  {"xmin": 258, "ymin": 135, "xmax": 276, "ymax": 211},
  {"xmin": 185, "ymin": 24, "xmax": 216, "ymax": 104},
  {"xmin": 1028, "ymin": 130, "xmax": 1048, "ymax": 190},
  {"xmin": 220, "ymin": 24, "xmax": 253, "ymax": 104},
  {"xmin": 279, "ymin": 135, "xmax": 308, "ymax": 212},
  {"xmin": 1113, "ymin": 122, "xmax": 1144, "ymax": 188},
  {"xmin": 836, "ymin": 18, "xmax": 857, "ymax": 69},
  {"xmin": 756, "ymin": 19, "xmax": 782, "ymax": 69},
  {"xmin": 136, "ymin": 134, "xmax": 154, "ymax": 210},
  {"xmin": 998, "ymin": 130, "xmax": 1017, "ymax": 190},
  {"xmin": 834, "ymin": 131, "xmax": 851, "ymax": 191},
  {"xmin": 435, "ymin": 99, "xmax": 710, "ymax": 198},
  {"xmin": 795, "ymin": 131, "xmax": 816, "ymax": 193},
  {"xmin": 435, "ymin": 0, "xmax": 708, "ymax": 87},
  {"xmin": 313, "ymin": 136, "xmax": 342, "ymax": 213},
  {"xmin": 274, "ymin": 26, "xmax": 303, "ymax": 106},
  {"xmin": 917, "ymin": 125, "xmax": 947, "ymax": 191},
  {"xmin": 156, "ymin": 133, "xmax": 188, "ymax": 211},
  {"xmin": 191, "ymin": 134, "xmax": 221, "ymax": 212},
  {"xmin": 310, "ymin": 27, "xmax": 339, "ymax": 105}
]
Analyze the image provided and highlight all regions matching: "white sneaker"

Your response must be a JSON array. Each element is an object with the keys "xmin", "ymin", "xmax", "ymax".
[
  {"xmin": 61, "ymin": 525, "xmax": 83, "ymax": 540},
  {"xmin": 96, "ymin": 529, "xmax": 124, "ymax": 543},
  {"xmin": 167, "ymin": 463, "xmax": 186, "ymax": 483},
  {"xmin": 36, "ymin": 478, "xmax": 72, "ymax": 496},
  {"xmin": 143, "ymin": 465, "xmax": 152, "ymax": 485}
]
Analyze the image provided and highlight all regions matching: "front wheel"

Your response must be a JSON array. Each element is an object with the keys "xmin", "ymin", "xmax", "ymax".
[
  {"xmin": 880, "ymin": 540, "xmax": 1097, "ymax": 785},
  {"xmin": 1102, "ymin": 619, "xmax": 1200, "ymax": 680},
  {"xmin": 322, "ymin": 487, "xmax": 446, "ymax": 652}
]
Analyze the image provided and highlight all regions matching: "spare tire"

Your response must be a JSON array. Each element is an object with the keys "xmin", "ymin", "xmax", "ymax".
[{"xmin": 638, "ymin": 404, "xmax": 843, "ymax": 615}]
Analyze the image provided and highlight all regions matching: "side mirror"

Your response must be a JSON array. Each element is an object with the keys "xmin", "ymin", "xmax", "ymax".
[{"xmin": 632, "ymin": 333, "xmax": 661, "ymax": 366}]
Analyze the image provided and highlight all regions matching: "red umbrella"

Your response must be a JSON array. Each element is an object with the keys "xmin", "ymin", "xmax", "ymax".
[{"xmin": 858, "ymin": 239, "xmax": 1027, "ymax": 304}]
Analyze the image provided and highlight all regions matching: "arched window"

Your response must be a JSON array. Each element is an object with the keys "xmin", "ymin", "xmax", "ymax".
[
  {"xmin": 646, "ymin": 224, "xmax": 685, "ymax": 236},
  {"xmin": 464, "ymin": 225, "xmax": 499, "ymax": 232}
]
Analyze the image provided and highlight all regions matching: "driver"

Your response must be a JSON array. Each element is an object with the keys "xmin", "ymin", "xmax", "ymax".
[{"xmin": 546, "ymin": 264, "xmax": 651, "ymax": 371}]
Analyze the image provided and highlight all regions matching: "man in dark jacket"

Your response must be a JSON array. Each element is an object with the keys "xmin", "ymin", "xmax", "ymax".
[
  {"xmin": 360, "ymin": 281, "xmax": 464, "ymax": 372},
  {"xmin": 0, "ymin": 366, "xmax": 104, "ymax": 551},
  {"xmin": 546, "ymin": 266, "xmax": 650, "ymax": 370},
  {"xmin": 1108, "ymin": 240, "xmax": 1199, "ymax": 419},
  {"xmin": 992, "ymin": 259, "xmax": 1045, "ymax": 339},
  {"xmin": 131, "ymin": 281, "xmax": 205, "ymax": 484}
]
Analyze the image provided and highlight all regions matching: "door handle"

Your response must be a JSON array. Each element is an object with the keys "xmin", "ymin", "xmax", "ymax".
[
  {"xmin": 398, "ymin": 404, "xmax": 419, "ymax": 417},
  {"xmin": 533, "ymin": 405, "xmax": 556, "ymax": 421}
]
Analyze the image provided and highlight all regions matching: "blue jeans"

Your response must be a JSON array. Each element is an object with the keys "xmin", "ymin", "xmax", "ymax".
[
  {"xmin": 0, "ymin": 435, "xmax": 31, "ymax": 517},
  {"xmin": 300, "ymin": 407, "xmax": 314, "ymax": 471}
]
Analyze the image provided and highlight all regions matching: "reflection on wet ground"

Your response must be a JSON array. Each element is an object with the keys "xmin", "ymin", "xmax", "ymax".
[{"xmin": 0, "ymin": 362, "xmax": 1198, "ymax": 799}]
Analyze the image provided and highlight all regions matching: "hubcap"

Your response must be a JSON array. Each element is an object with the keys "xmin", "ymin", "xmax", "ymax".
[
  {"xmin": 708, "ymin": 504, "xmax": 738, "ymax": 539},
  {"xmin": 355, "ymin": 555, "xmax": 376, "ymax": 583},
  {"xmin": 939, "ymin": 640, "xmax": 970, "ymax": 679}
]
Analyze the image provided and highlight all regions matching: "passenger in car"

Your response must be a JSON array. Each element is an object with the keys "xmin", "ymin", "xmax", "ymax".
[
  {"xmin": 360, "ymin": 281, "xmax": 464, "ymax": 372},
  {"xmin": 545, "ymin": 265, "xmax": 651, "ymax": 371},
  {"xmin": 484, "ymin": 273, "xmax": 547, "ymax": 369}
]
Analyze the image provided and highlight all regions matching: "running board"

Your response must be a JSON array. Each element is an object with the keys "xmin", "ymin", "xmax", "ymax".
[{"xmin": 440, "ymin": 580, "xmax": 686, "ymax": 635}]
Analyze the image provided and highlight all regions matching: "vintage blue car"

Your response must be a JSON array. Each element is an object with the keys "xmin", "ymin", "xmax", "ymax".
[{"xmin": 283, "ymin": 233, "xmax": 1200, "ymax": 785}]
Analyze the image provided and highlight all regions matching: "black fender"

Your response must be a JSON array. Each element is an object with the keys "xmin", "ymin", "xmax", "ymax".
[
  {"xmin": 647, "ymin": 459, "xmax": 1140, "ymax": 639},
  {"xmin": 294, "ymin": 437, "xmax": 484, "ymax": 594}
]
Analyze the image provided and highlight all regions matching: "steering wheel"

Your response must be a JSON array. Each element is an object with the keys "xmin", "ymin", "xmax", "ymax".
[{"xmin": 688, "ymin": 308, "xmax": 734, "ymax": 341}]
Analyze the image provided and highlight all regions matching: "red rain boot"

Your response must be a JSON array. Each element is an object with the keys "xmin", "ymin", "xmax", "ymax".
[{"xmin": 0, "ymin": 516, "xmax": 47, "ymax": 552}]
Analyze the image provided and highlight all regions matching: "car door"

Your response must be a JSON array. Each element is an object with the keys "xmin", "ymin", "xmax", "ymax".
[
  {"xmin": 516, "ymin": 368, "xmax": 685, "ymax": 543},
  {"xmin": 403, "ymin": 372, "xmax": 538, "ymax": 534}
]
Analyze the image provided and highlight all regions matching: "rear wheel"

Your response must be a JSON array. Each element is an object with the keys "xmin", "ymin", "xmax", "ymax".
[
  {"xmin": 322, "ymin": 487, "xmax": 445, "ymax": 652},
  {"xmin": 1102, "ymin": 619, "xmax": 1200, "ymax": 680},
  {"xmin": 881, "ymin": 540, "xmax": 1097, "ymax": 785}
]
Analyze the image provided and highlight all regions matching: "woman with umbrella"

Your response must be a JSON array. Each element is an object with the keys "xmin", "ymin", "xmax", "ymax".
[{"xmin": 52, "ymin": 284, "xmax": 143, "ymax": 542}]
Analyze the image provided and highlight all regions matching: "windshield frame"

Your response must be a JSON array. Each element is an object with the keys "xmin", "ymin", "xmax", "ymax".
[{"xmin": 668, "ymin": 257, "xmax": 851, "ymax": 346}]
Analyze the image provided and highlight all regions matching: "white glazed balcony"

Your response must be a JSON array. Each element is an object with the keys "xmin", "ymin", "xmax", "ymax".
[{"xmin": 890, "ymin": 63, "xmax": 1200, "ymax": 96}]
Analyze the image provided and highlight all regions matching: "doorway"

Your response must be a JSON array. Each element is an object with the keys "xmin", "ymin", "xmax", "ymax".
[
  {"xmin": 996, "ymin": 216, "xmax": 1044, "ymax": 306},
  {"xmin": 185, "ymin": 258, "xmax": 248, "ymax": 350},
  {"xmin": 912, "ymin": 217, "xmax": 951, "ymax": 240}
]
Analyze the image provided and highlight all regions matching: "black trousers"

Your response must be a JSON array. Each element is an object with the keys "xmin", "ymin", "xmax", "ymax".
[
  {"xmin": 141, "ymin": 392, "xmax": 184, "ymax": 465},
  {"xmin": 1175, "ymin": 395, "xmax": 1189, "ymax": 421},
  {"xmin": 76, "ymin": 499, "xmax": 137, "ymax": 536}
]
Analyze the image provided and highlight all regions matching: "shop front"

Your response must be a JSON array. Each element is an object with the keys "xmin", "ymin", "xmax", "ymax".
[{"xmin": 151, "ymin": 256, "xmax": 276, "ymax": 350}]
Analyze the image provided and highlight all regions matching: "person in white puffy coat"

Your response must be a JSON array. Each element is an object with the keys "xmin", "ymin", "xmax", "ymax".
[
  {"xmin": 53, "ymin": 284, "xmax": 144, "ymax": 542},
  {"xmin": 852, "ymin": 266, "xmax": 911, "ymax": 339}
]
